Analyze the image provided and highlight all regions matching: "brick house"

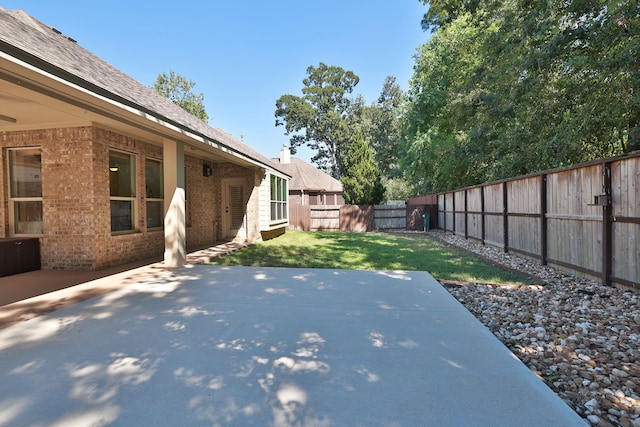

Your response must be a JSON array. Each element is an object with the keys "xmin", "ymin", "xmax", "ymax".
[
  {"xmin": 0, "ymin": 8, "xmax": 290, "ymax": 271},
  {"xmin": 274, "ymin": 145, "xmax": 344, "ymax": 207}
]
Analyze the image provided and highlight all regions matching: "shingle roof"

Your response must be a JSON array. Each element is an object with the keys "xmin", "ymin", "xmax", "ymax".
[
  {"xmin": 0, "ymin": 8, "xmax": 287, "ymax": 175},
  {"xmin": 274, "ymin": 158, "xmax": 343, "ymax": 192}
]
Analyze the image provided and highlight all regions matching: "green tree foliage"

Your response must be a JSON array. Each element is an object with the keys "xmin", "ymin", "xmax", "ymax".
[
  {"xmin": 406, "ymin": 1, "xmax": 639, "ymax": 192},
  {"xmin": 347, "ymin": 77, "xmax": 410, "ymax": 198},
  {"xmin": 382, "ymin": 177, "xmax": 416, "ymax": 202},
  {"xmin": 419, "ymin": 0, "xmax": 482, "ymax": 31},
  {"xmin": 402, "ymin": 13, "xmax": 486, "ymax": 192},
  {"xmin": 366, "ymin": 76, "xmax": 405, "ymax": 177},
  {"xmin": 275, "ymin": 63, "xmax": 359, "ymax": 177},
  {"xmin": 341, "ymin": 133, "xmax": 385, "ymax": 205},
  {"xmin": 275, "ymin": 64, "xmax": 414, "ymax": 202},
  {"xmin": 153, "ymin": 70, "xmax": 209, "ymax": 122}
]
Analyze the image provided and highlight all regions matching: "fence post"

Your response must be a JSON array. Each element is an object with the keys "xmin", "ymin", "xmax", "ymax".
[
  {"xmin": 602, "ymin": 162, "xmax": 613, "ymax": 287},
  {"xmin": 442, "ymin": 194, "xmax": 447, "ymax": 232},
  {"xmin": 503, "ymin": 181, "xmax": 509, "ymax": 253},
  {"xmin": 452, "ymin": 192, "xmax": 456, "ymax": 235},
  {"xmin": 464, "ymin": 189, "xmax": 468, "ymax": 239},
  {"xmin": 480, "ymin": 185, "xmax": 485, "ymax": 245},
  {"xmin": 540, "ymin": 173, "xmax": 548, "ymax": 265}
]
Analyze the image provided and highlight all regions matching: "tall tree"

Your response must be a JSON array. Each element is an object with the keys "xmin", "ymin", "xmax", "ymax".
[
  {"xmin": 340, "ymin": 133, "xmax": 385, "ymax": 205},
  {"xmin": 347, "ymin": 77, "xmax": 413, "ymax": 198},
  {"xmin": 153, "ymin": 70, "xmax": 209, "ymax": 122},
  {"xmin": 404, "ymin": 0, "xmax": 639, "ymax": 192},
  {"xmin": 366, "ymin": 76, "xmax": 405, "ymax": 176},
  {"xmin": 275, "ymin": 63, "xmax": 359, "ymax": 177},
  {"xmin": 402, "ymin": 12, "xmax": 486, "ymax": 192}
]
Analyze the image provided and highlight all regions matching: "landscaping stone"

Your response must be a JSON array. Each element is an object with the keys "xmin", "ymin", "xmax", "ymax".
[{"xmin": 428, "ymin": 230, "xmax": 640, "ymax": 427}]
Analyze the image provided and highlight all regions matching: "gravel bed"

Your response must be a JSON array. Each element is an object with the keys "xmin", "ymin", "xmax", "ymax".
[{"xmin": 425, "ymin": 230, "xmax": 640, "ymax": 427}]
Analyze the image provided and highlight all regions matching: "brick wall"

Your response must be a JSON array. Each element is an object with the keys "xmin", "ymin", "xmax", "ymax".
[
  {"xmin": 185, "ymin": 159, "xmax": 264, "ymax": 247},
  {"xmin": 90, "ymin": 127, "xmax": 165, "ymax": 269},
  {"xmin": 42, "ymin": 127, "xmax": 97, "ymax": 269},
  {"xmin": 1, "ymin": 127, "xmax": 101, "ymax": 268},
  {"xmin": 213, "ymin": 162, "xmax": 259, "ymax": 242},
  {"xmin": 2, "ymin": 126, "xmax": 165, "ymax": 269},
  {"xmin": 247, "ymin": 168, "xmax": 261, "ymax": 242},
  {"xmin": 185, "ymin": 155, "xmax": 217, "ymax": 248},
  {"xmin": 2, "ymin": 125, "xmax": 265, "ymax": 270}
]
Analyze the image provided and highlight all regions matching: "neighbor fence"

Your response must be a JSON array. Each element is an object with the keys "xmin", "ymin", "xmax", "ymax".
[
  {"xmin": 288, "ymin": 204, "xmax": 428, "ymax": 233},
  {"xmin": 437, "ymin": 152, "xmax": 640, "ymax": 290}
]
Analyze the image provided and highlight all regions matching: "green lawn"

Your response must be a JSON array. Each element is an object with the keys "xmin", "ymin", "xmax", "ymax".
[{"xmin": 211, "ymin": 231, "xmax": 535, "ymax": 286}]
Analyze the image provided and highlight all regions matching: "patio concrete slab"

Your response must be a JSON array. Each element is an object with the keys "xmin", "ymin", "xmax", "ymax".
[{"xmin": 0, "ymin": 265, "xmax": 586, "ymax": 426}]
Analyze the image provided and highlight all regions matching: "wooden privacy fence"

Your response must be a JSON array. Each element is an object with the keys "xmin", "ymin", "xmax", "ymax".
[
  {"xmin": 288, "ymin": 204, "xmax": 311, "ymax": 231},
  {"xmin": 373, "ymin": 205, "xmax": 407, "ymax": 230},
  {"xmin": 288, "ymin": 205, "xmax": 343, "ymax": 231},
  {"xmin": 437, "ymin": 152, "xmax": 640, "ymax": 290},
  {"xmin": 288, "ymin": 204, "xmax": 414, "ymax": 232}
]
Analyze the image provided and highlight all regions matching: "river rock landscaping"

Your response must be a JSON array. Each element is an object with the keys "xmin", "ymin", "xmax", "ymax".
[{"xmin": 429, "ymin": 230, "xmax": 640, "ymax": 427}]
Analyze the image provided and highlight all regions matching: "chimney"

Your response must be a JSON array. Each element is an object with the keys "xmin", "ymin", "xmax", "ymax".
[{"xmin": 280, "ymin": 143, "xmax": 291, "ymax": 164}]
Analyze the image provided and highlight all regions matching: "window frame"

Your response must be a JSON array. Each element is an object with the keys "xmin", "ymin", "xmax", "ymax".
[
  {"xmin": 145, "ymin": 157, "xmax": 164, "ymax": 231},
  {"xmin": 109, "ymin": 149, "xmax": 137, "ymax": 234},
  {"xmin": 7, "ymin": 147, "xmax": 43, "ymax": 236},
  {"xmin": 270, "ymin": 174, "xmax": 288, "ymax": 224}
]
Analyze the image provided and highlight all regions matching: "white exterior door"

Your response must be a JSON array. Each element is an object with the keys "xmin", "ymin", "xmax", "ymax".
[{"xmin": 222, "ymin": 178, "xmax": 245, "ymax": 239}]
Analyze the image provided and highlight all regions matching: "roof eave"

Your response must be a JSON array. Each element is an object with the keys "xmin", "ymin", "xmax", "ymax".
[{"xmin": 0, "ymin": 39, "xmax": 288, "ymax": 174}]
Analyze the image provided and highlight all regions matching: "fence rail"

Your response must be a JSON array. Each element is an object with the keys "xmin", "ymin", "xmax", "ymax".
[{"xmin": 437, "ymin": 152, "xmax": 640, "ymax": 290}]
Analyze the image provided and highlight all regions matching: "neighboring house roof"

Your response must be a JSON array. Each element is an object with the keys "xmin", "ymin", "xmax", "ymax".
[
  {"xmin": 0, "ymin": 8, "xmax": 288, "ymax": 176},
  {"xmin": 273, "ymin": 158, "xmax": 343, "ymax": 192}
]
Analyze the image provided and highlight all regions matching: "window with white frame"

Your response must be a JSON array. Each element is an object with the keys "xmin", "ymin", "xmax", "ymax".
[
  {"xmin": 109, "ymin": 150, "xmax": 136, "ymax": 233},
  {"xmin": 8, "ymin": 147, "xmax": 43, "ymax": 235},
  {"xmin": 270, "ymin": 174, "xmax": 287, "ymax": 222},
  {"xmin": 145, "ymin": 158, "xmax": 163, "ymax": 230}
]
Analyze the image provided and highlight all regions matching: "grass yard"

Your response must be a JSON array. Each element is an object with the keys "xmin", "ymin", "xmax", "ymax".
[{"xmin": 211, "ymin": 231, "xmax": 535, "ymax": 286}]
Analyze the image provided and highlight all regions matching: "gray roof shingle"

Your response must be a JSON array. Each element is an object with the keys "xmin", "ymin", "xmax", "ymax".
[
  {"xmin": 274, "ymin": 158, "xmax": 343, "ymax": 192},
  {"xmin": 0, "ymin": 7, "xmax": 287, "ymax": 175}
]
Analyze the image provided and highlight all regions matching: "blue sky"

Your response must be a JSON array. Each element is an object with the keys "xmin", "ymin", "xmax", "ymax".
[{"xmin": 3, "ymin": 1, "xmax": 430, "ymax": 162}]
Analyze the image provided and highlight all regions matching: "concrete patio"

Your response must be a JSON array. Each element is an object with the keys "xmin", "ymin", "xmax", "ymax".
[
  {"xmin": 0, "ymin": 241, "xmax": 248, "ymax": 330},
  {"xmin": 0, "ymin": 262, "xmax": 586, "ymax": 426}
]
